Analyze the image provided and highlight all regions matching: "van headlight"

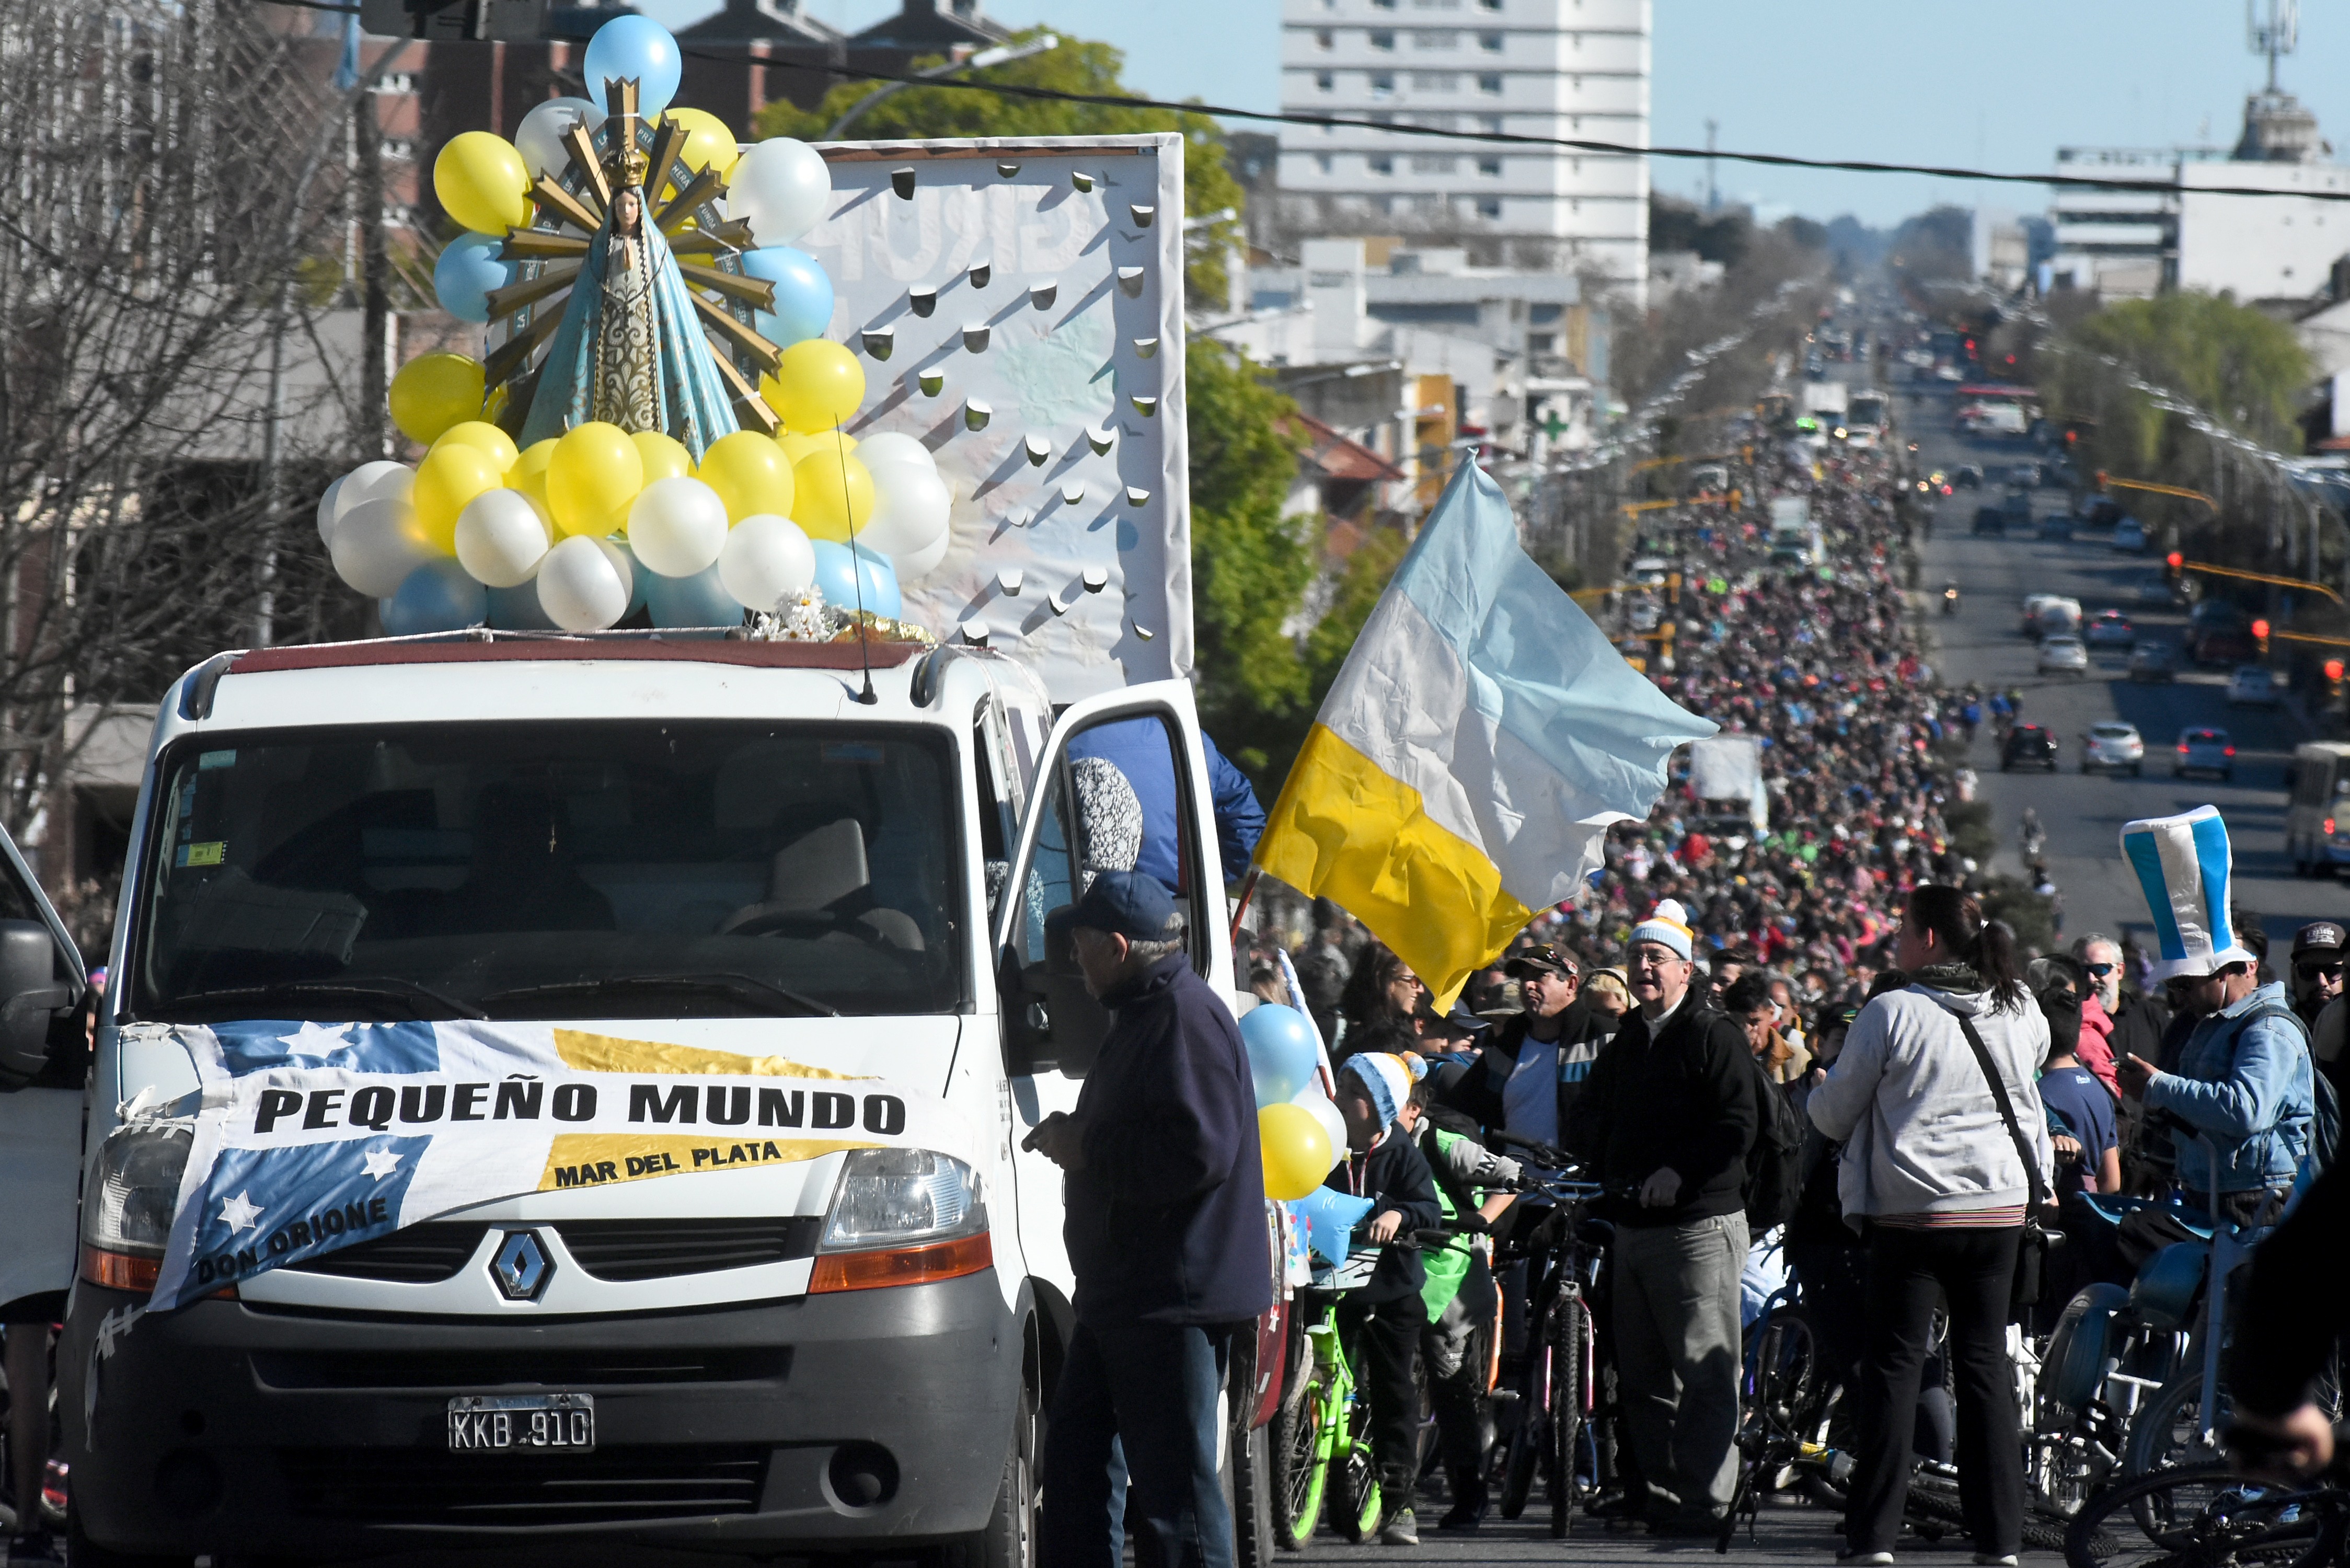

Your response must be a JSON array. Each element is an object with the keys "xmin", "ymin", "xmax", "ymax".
[
  {"xmin": 80, "ymin": 1120, "xmax": 192, "ymax": 1293},
  {"xmin": 812, "ymin": 1149, "xmax": 990, "ymax": 1294}
]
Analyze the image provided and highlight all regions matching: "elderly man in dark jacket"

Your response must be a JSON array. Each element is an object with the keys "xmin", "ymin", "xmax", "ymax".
[
  {"xmin": 1029, "ymin": 872, "xmax": 1270, "ymax": 1568},
  {"xmin": 1565, "ymin": 900, "xmax": 1759, "ymax": 1536}
]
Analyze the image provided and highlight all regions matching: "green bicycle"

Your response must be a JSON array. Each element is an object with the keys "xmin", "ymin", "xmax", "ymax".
[{"xmin": 1269, "ymin": 1254, "xmax": 1386, "ymax": 1547}]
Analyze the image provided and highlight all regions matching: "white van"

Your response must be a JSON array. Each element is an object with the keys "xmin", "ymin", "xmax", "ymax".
[
  {"xmin": 59, "ymin": 635, "xmax": 1263, "ymax": 1564},
  {"xmin": 2286, "ymin": 741, "xmax": 2350, "ymax": 875}
]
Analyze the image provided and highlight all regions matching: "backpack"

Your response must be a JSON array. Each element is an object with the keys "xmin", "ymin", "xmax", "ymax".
[
  {"xmin": 2236, "ymin": 999, "xmax": 2337, "ymax": 1173},
  {"xmin": 1721, "ymin": 1012, "xmax": 1805, "ymax": 1232}
]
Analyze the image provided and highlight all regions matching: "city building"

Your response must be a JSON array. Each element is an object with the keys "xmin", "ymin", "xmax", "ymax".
[{"xmin": 1272, "ymin": 0, "xmax": 1651, "ymax": 302}]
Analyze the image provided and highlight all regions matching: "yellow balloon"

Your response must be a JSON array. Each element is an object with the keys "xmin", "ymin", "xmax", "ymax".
[
  {"xmin": 761, "ymin": 340, "xmax": 866, "ymax": 433},
  {"xmin": 388, "ymin": 353, "xmax": 485, "ymax": 446},
  {"xmin": 791, "ymin": 450, "xmax": 875, "ymax": 543},
  {"xmin": 778, "ymin": 431, "xmax": 855, "ymax": 467},
  {"xmin": 546, "ymin": 422, "xmax": 644, "ymax": 538},
  {"xmin": 432, "ymin": 420, "xmax": 520, "ymax": 474},
  {"xmin": 655, "ymin": 107, "xmax": 740, "ymax": 198},
  {"xmin": 1258, "ymin": 1102, "xmax": 1334, "ymax": 1202},
  {"xmin": 698, "ymin": 430, "xmax": 796, "ymax": 523},
  {"xmin": 434, "ymin": 131, "xmax": 533, "ymax": 236},
  {"xmin": 631, "ymin": 430, "xmax": 695, "ymax": 484},
  {"xmin": 410, "ymin": 442, "xmax": 505, "ymax": 554}
]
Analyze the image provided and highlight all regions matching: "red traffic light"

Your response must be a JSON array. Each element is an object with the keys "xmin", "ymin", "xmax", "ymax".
[
  {"xmin": 2253, "ymin": 619, "xmax": 2272, "ymax": 641},
  {"xmin": 2166, "ymin": 551, "xmax": 2184, "ymax": 570},
  {"xmin": 2326, "ymin": 659, "xmax": 2345, "ymax": 682}
]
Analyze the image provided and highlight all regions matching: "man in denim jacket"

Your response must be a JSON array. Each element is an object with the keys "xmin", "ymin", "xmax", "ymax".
[{"xmin": 2117, "ymin": 961, "xmax": 2314, "ymax": 1219}]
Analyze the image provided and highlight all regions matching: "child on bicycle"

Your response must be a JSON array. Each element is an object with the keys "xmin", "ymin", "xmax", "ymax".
[
  {"xmin": 1330, "ymin": 1051, "xmax": 1445, "ymax": 1546},
  {"xmin": 1392, "ymin": 1063, "xmax": 1522, "ymax": 1531}
]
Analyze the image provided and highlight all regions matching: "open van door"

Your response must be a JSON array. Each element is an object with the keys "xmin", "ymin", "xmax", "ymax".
[
  {"xmin": 0, "ymin": 822, "xmax": 93, "ymax": 1321},
  {"xmin": 990, "ymin": 678, "xmax": 1236, "ymax": 1299}
]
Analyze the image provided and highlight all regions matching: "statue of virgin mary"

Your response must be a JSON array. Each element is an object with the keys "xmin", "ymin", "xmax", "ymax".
[{"xmin": 520, "ymin": 145, "xmax": 739, "ymax": 458}]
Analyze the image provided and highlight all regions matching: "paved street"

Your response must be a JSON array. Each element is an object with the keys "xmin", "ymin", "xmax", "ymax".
[{"xmin": 1902, "ymin": 384, "xmax": 2341, "ymax": 951}]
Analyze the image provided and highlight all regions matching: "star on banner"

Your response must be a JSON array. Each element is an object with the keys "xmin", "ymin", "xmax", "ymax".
[
  {"xmin": 277, "ymin": 1020, "xmax": 354, "ymax": 1057},
  {"xmin": 220, "ymin": 1191, "xmax": 263, "ymax": 1235},
  {"xmin": 361, "ymin": 1147, "xmax": 401, "ymax": 1181}
]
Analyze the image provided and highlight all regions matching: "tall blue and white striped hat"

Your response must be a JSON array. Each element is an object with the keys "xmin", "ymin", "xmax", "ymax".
[{"xmin": 2121, "ymin": 805, "xmax": 2257, "ymax": 981}]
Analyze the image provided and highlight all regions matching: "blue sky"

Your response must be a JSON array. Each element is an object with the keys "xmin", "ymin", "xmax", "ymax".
[{"xmin": 641, "ymin": 1, "xmax": 2350, "ymax": 228}]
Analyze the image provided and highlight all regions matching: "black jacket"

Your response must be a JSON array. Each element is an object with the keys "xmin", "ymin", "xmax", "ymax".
[
  {"xmin": 1564, "ymin": 996, "xmax": 1759, "ymax": 1227},
  {"xmin": 2109, "ymin": 989, "xmax": 2172, "ymax": 1070},
  {"xmin": 1324, "ymin": 1129, "xmax": 1443, "ymax": 1305},
  {"xmin": 1445, "ymin": 1002, "xmax": 1606, "ymax": 1142},
  {"xmin": 1065, "ymin": 957, "xmax": 1272, "ymax": 1325},
  {"xmin": 2232, "ymin": 1146, "xmax": 2350, "ymax": 1415}
]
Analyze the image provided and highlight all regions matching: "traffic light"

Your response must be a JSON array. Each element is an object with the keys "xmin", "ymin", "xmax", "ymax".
[
  {"xmin": 2326, "ymin": 659, "xmax": 2345, "ymax": 701},
  {"xmin": 2164, "ymin": 550, "xmax": 2184, "ymax": 581},
  {"xmin": 2253, "ymin": 618, "xmax": 2271, "ymax": 655},
  {"xmin": 360, "ymin": 0, "xmax": 549, "ymax": 39}
]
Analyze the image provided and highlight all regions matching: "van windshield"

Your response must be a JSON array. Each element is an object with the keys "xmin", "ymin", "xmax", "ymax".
[{"xmin": 129, "ymin": 721, "xmax": 966, "ymax": 1022}]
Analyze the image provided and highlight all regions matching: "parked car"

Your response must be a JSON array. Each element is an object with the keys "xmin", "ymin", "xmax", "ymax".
[
  {"xmin": 2081, "ymin": 722, "xmax": 2145, "ymax": 776},
  {"xmin": 2084, "ymin": 609, "xmax": 2136, "ymax": 647},
  {"xmin": 2127, "ymin": 641, "xmax": 2178, "ymax": 683},
  {"xmin": 2228, "ymin": 665, "xmax": 2283, "ymax": 707},
  {"xmin": 2038, "ymin": 636, "xmax": 2090, "ymax": 676},
  {"xmin": 1973, "ymin": 506, "xmax": 2006, "ymax": 537},
  {"xmin": 2175, "ymin": 727, "xmax": 2236, "ymax": 780},
  {"xmin": 2001, "ymin": 724, "xmax": 2060, "ymax": 772},
  {"xmin": 1954, "ymin": 464, "xmax": 1983, "ymax": 489},
  {"xmin": 2113, "ymin": 518, "xmax": 2148, "ymax": 553}
]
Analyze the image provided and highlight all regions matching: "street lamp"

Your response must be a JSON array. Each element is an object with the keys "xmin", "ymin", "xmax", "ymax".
[{"xmin": 826, "ymin": 34, "xmax": 1061, "ymax": 140}]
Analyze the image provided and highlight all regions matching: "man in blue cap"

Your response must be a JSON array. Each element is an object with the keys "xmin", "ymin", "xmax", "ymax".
[{"xmin": 1028, "ymin": 871, "xmax": 1270, "ymax": 1568}]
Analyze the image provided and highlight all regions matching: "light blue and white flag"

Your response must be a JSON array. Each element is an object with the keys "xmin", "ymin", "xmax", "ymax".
[{"xmin": 133, "ymin": 1019, "xmax": 970, "ymax": 1311}]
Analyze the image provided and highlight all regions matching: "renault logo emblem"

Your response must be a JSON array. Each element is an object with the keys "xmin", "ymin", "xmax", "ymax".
[{"xmin": 490, "ymin": 1230, "xmax": 552, "ymax": 1301}]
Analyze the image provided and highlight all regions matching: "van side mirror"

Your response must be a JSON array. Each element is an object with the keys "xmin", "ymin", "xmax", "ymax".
[
  {"xmin": 0, "ymin": 920, "xmax": 75, "ymax": 1090},
  {"xmin": 998, "ymin": 915, "xmax": 1111, "ymax": 1080}
]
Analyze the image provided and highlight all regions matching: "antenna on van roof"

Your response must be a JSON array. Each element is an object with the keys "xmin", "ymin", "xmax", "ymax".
[{"xmin": 837, "ymin": 429, "xmax": 878, "ymax": 706}]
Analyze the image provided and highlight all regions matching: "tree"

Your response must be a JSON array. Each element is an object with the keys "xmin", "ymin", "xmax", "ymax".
[{"xmin": 754, "ymin": 31, "xmax": 1245, "ymax": 304}]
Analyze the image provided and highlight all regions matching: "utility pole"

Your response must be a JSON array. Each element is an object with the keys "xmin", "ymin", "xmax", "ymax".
[
  {"xmin": 355, "ymin": 73, "xmax": 390, "ymax": 460},
  {"xmin": 1704, "ymin": 119, "xmax": 1718, "ymax": 213}
]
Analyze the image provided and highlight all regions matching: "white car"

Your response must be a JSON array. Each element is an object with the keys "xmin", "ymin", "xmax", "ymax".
[
  {"xmin": 2038, "ymin": 636, "xmax": 2090, "ymax": 676},
  {"xmin": 2228, "ymin": 665, "xmax": 2282, "ymax": 706},
  {"xmin": 2081, "ymin": 721, "xmax": 2145, "ymax": 775}
]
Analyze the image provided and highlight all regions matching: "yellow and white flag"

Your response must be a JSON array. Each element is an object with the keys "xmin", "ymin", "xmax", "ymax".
[{"xmin": 1255, "ymin": 462, "xmax": 1715, "ymax": 1006}]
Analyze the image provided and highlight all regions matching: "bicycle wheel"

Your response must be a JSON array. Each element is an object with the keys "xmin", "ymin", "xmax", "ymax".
[
  {"xmin": 2124, "ymin": 1369, "xmax": 2232, "ymax": 1478},
  {"xmin": 1497, "ymin": 1337, "xmax": 1545, "ymax": 1519},
  {"xmin": 1330, "ymin": 1389, "xmax": 1384, "ymax": 1544},
  {"xmin": 1749, "ymin": 1305, "xmax": 1824, "ymax": 1434},
  {"xmin": 1549, "ymin": 1297, "xmax": 1588, "ymax": 1539},
  {"xmin": 1906, "ymin": 1462, "xmax": 2072, "ymax": 1554},
  {"xmin": 1269, "ymin": 1359, "xmax": 1329, "ymax": 1549},
  {"xmin": 2063, "ymin": 1464, "xmax": 2341, "ymax": 1568}
]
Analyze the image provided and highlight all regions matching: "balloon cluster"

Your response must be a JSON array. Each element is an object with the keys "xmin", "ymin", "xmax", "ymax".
[
  {"xmin": 1242, "ymin": 1005, "xmax": 1353, "ymax": 1203},
  {"xmin": 319, "ymin": 15, "xmax": 952, "ymax": 635}
]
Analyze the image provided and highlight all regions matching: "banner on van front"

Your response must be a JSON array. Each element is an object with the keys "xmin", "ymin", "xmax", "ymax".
[{"xmin": 134, "ymin": 1020, "xmax": 967, "ymax": 1311}]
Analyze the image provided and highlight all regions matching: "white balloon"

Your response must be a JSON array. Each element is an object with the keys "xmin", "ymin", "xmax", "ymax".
[
  {"xmin": 536, "ymin": 535, "xmax": 634, "ymax": 630},
  {"xmin": 515, "ymin": 97, "xmax": 607, "ymax": 184},
  {"xmin": 717, "ymin": 513, "xmax": 816, "ymax": 612},
  {"xmin": 454, "ymin": 488, "xmax": 552, "ymax": 587},
  {"xmin": 893, "ymin": 525, "xmax": 951, "ymax": 586},
  {"xmin": 729, "ymin": 137, "xmax": 831, "ymax": 246},
  {"xmin": 859, "ymin": 462, "xmax": 951, "ymax": 557},
  {"xmin": 851, "ymin": 432, "xmax": 935, "ymax": 478},
  {"xmin": 329, "ymin": 495, "xmax": 439, "ymax": 597},
  {"xmin": 1290, "ymin": 1086, "xmax": 1350, "ymax": 1163},
  {"xmin": 625, "ymin": 476, "xmax": 730, "ymax": 578},
  {"xmin": 325, "ymin": 460, "xmax": 414, "ymax": 543}
]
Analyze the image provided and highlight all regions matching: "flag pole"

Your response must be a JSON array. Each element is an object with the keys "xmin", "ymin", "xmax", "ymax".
[{"xmin": 1228, "ymin": 866, "xmax": 1262, "ymax": 946}]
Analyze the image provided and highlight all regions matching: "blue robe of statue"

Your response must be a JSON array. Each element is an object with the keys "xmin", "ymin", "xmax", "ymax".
[{"xmin": 520, "ymin": 195, "xmax": 738, "ymax": 459}]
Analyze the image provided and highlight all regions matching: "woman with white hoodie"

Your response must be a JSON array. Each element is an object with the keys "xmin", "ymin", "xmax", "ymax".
[{"xmin": 1807, "ymin": 886, "xmax": 2054, "ymax": 1568}]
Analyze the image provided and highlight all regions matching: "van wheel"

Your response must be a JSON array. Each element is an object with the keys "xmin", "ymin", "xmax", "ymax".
[
  {"xmin": 66, "ymin": 1504, "xmax": 193, "ymax": 1568},
  {"xmin": 937, "ymin": 1381, "xmax": 1037, "ymax": 1568}
]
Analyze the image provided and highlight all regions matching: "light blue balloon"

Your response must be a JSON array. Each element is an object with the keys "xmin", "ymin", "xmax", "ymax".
[
  {"xmin": 433, "ymin": 233, "xmax": 513, "ymax": 324},
  {"xmin": 643, "ymin": 564, "xmax": 745, "ymax": 629},
  {"xmin": 810, "ymin": 539, "xmax": 861, "ymax": 610},
  {"xmin": 486, "ymin": 583, "xmax": 558, "ymax": 631},
  {"xmin": 383, "ymin": 560, "xmax": 487, "ymax": 636},
  {"xmin": 851, "ymin": 543, "xmax": 902, "ymax": 620},
  {"xmin": 741, "ymin": 247, "xmax": 834, "ymax": 348},
  {"xmin": 1290, "ymin": 1187, "xmax": 1376, "ymax": 1266},
  {"xmin": 1240, "ymin": 1004, "xmax": 1320, "ymax": 1106},
  {"xmin": 581, "ymin": 15, "xmax": 682, "ymax": 119}
]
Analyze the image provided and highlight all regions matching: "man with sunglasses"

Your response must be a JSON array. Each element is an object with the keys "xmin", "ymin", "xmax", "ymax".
[
  {"xmin": 2074, "ymin": 934, "xmax": 2169, "ymax": 1077},
  {"xmin": 2289, "ymin": 923, "xmax": 2345, "ymax": 1032}
]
